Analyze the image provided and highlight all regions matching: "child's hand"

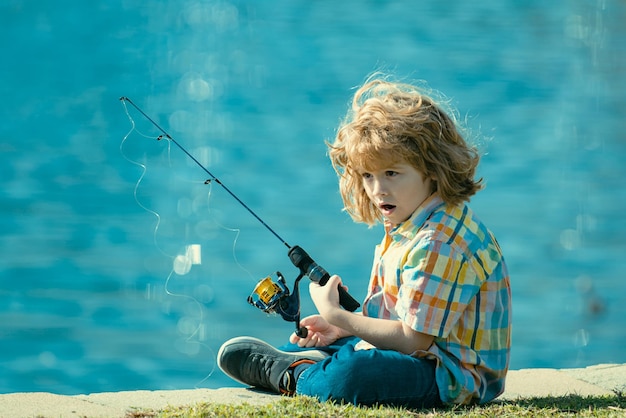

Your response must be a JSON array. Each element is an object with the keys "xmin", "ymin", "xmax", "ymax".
[
  {"xmin": 309, "ymin": 274, "xmax": 343, "ymax": 317},
  {"xmin": 289, "ymin": 314, "xmax": 346, "ymax": 347}
]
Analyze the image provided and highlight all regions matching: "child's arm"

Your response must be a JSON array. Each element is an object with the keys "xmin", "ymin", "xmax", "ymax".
[{"xmin": 310, "ymin": 275, "xmax": 434, "ymax": 354}]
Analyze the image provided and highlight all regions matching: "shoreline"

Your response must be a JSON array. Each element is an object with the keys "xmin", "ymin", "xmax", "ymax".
[{"xmin": 0, "ymin": 363, "xmax": 623, "ymax": 418}]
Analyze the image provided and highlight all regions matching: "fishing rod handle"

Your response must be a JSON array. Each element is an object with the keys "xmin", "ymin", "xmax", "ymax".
[
  {"xmin": 288, "ymin": 245, "xmax": 361, "ymax": 312},
  {"xmin": 337, "ymin": 285, "xmax": 361, "ymax": 312}
]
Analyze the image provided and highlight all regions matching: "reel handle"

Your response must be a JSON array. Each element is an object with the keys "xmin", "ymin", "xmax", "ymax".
[{"xmin": 288, "ymin": 245, "xmax": 360, "ymax": 312}]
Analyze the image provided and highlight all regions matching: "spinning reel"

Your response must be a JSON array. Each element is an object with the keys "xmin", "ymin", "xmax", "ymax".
[{"xmin": 248, "ymin": 245, "xmax": 360, "ymax": 338}]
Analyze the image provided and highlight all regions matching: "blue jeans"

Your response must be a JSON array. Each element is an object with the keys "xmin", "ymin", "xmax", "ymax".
[{"xmin": 279, "ymin": 336, "xmax": 442, "ymax": 408}]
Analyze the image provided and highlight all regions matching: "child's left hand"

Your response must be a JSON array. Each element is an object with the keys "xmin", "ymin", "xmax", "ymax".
[{"xmin": 289, "ymin": 314, "xmax": 346, "ymax": 347}]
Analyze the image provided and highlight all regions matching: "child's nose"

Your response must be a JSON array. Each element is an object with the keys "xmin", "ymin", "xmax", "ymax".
[{"xmin": 372, "ymin": 178, "xmax": 388, "ymax": 196}]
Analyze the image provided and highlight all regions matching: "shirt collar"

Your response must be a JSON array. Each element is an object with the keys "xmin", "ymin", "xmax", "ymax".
[{"xmin": 385, "ymin": 193, "xmax": 445, "ymax": 239}]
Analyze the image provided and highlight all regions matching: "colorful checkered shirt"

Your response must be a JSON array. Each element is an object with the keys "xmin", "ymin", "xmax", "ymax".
[{"xmin": 362, "ymin": 193, "xmax": 511, "ymax": 404}]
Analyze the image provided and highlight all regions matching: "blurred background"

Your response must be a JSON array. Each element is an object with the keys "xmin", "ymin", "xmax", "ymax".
[{"xmin": 1, "ymin": 0, "xmax": 624, "ymax": 394}]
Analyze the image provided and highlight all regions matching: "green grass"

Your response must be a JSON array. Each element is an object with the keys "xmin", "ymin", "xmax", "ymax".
[{"xmin": 128, "ymin": 391, "xmax": 626, "ymax": 418}]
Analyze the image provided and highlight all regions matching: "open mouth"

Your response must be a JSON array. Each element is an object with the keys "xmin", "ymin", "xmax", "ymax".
[{"xmin": 379, "ymin": 204, "xmax": 396, "ymax": 212}]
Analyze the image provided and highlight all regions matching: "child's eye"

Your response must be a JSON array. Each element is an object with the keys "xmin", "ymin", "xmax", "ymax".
[
  {"xmin": 361, "ymin": 172, "xmax": 372, "ymax": 179},
  {"xmin": 385, "ymin": 171, "xmax": 398, "ymax": 177}
]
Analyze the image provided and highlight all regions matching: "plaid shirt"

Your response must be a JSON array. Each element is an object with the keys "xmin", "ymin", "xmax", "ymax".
[{"xmin": 362, "ymin": 194, "xmax": 511, "ymax": 404}]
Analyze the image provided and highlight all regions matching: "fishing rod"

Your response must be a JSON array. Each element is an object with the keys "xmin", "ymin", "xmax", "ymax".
[
  {"xmin": 120, "ymin": 97, "xmax": 289, "ymax": 248},
  {"xmin": 120, "ymin": 97, "xmax": 360, "ymax": 337}
]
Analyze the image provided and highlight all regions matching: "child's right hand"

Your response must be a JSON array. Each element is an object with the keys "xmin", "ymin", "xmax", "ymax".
[{"xmin": 289, "ymin": 314, "xmax": 348, "ymax": 348}]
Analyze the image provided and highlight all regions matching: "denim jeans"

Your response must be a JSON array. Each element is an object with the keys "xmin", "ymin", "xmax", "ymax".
[{"xmin": 279, "ymin": 336, "xmax": 442, "ymax": 408}]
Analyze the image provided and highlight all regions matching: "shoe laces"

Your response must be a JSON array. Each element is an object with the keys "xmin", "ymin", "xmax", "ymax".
[{"xmin": 245, "ymin": 353, "xmax": 276, "ymax": 389}]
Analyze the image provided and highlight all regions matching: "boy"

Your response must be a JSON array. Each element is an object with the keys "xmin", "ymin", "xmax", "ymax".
[{"xmin": 218, "ymin": 77, "xmax": 511, "ymax": 407}]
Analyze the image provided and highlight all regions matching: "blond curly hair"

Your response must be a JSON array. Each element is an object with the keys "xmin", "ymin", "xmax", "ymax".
[{"xmin": 328, "ymin": 78, "xmax": 483, "ymax": 226}]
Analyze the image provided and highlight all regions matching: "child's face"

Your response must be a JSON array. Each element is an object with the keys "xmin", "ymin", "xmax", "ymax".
[{"xmin": 359, "ymin": 162, "xmax": 432, "ymax": 226}]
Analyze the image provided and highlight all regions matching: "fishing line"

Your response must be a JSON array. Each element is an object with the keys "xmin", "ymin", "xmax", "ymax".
[
  {"xmin": 121, "ymin": 99, "xmax": 227, "ymax": 386},
  {"xmin": 162, "ymin": 264, "xmax": 217, "ymax": 387},
  {"xmin": 120, "ymin": 100, "xmax": 166, "ymax": 256}
]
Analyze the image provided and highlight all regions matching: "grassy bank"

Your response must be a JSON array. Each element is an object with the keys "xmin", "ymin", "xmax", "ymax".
[{"xmin": 130, "ymin": 392, "xmax": 625, "ymax": 417}]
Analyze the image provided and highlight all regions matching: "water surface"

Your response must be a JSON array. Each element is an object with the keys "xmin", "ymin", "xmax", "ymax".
[{"xmin": 1, "ymin": 0, "xmax": 625, "ymax": 394}]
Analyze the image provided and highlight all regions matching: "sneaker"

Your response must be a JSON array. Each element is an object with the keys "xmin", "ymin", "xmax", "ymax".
[{"xmin": 217, "ymin": 336, "xmax": 328, "ymax": 395}]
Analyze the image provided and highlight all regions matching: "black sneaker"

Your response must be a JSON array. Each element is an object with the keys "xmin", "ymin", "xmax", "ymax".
[{"xmin": 217, "ymin": 336, "xmax": 328, "ymax": 395}]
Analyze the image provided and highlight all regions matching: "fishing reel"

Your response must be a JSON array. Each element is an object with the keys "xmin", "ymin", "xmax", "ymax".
[
  {"xmin": 248, "ymin": 271, "xmax": 307, "ymax": 337},
  {"xmin": 248, "ymin": 245, "xmax": 361, "ymax": 338}
]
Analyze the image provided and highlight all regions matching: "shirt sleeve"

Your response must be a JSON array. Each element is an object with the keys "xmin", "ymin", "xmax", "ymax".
[{"xmin": 395, "ymin": 239, "xmax": 483, "ymax": 338}]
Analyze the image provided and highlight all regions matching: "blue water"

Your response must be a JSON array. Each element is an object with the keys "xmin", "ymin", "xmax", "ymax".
[{"xmin": 1, "ymin": 0, "xmax": 625, "ymax": 395}]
